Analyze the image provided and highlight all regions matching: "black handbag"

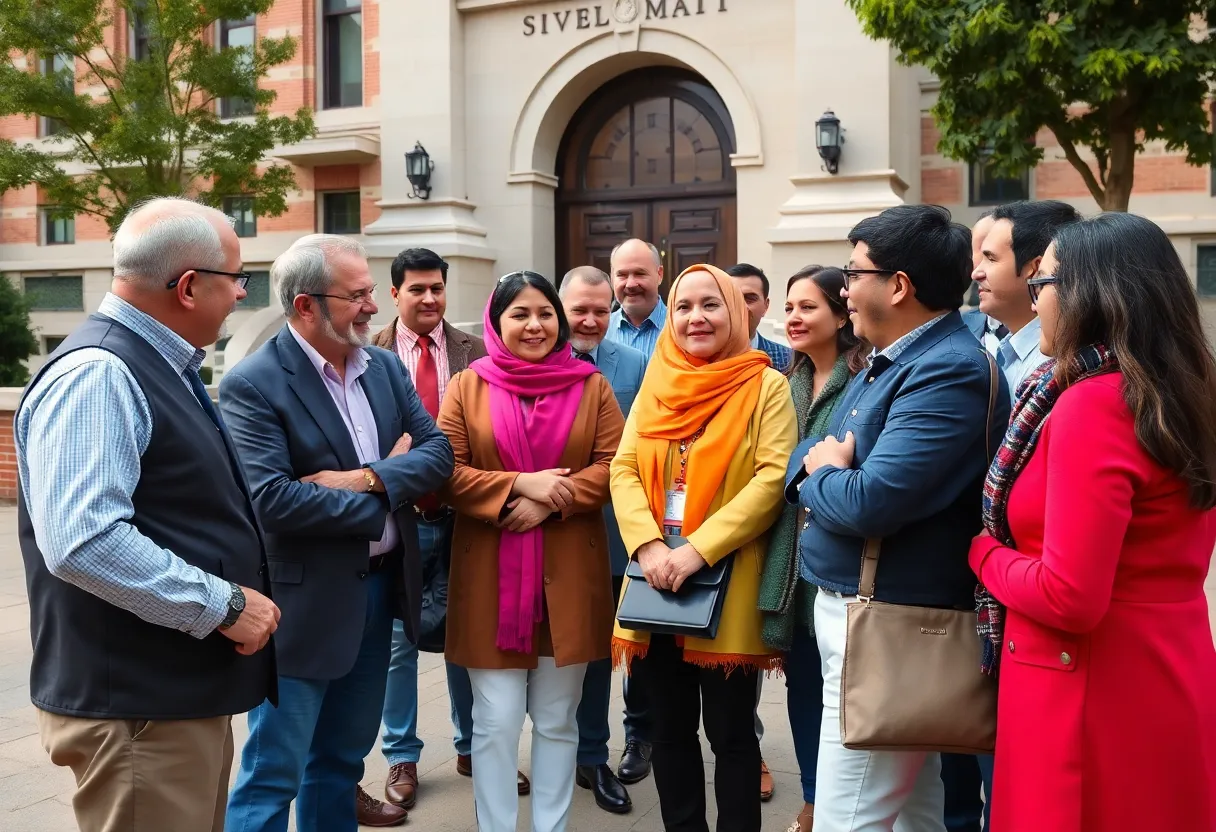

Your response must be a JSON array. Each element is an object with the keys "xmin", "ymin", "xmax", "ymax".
[{"xmin": 615, "ymin": 535, "xmax": 734, "ymax": 639}]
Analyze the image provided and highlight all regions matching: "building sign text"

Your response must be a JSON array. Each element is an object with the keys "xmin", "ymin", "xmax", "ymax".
[{"xmin": 523, "ymin": 0, "xmax": 728, "ymax": 36}]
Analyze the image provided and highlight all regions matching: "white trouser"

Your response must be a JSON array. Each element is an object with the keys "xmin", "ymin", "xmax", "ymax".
[
  {"xmin": 814, "ymin": 590, "xmax": 946, "ymax": 832},
  {"xmin": 467, "ymin": 658, "xmax": 588, "ymax": 832}
]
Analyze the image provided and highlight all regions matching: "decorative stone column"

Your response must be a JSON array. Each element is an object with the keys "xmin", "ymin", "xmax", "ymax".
[
  {"xmin": 764, "ymin": 0, "xmax": 919, "ymax": 319},
  {"xmin": 362, "ymin": 1, "xmax": 497, "ymax": 325}
]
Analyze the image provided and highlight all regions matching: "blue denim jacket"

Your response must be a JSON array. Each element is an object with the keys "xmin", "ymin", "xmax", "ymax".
[{"xmin": 785, "ymin": 312, "xmax": 1010, "ymax": 608}]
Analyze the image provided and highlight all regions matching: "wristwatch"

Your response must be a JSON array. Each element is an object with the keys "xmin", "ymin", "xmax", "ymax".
[
  {"xmin": 218, "ymin": 582, "xmax": 246, "ymax": 630},
  {"xmin": 361, "ymin": 463, "xmax": 379, "ymax": 492}
]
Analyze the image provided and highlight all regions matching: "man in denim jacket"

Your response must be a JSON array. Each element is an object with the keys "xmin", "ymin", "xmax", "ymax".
[{"xmin": 787, "ymin": 205, "xmax": 1009, "ymax": 831}]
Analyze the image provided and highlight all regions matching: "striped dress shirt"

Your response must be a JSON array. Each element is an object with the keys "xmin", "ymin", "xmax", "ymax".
[
  {"xmin": 15, "ymin": 293, "xmax": 230, "ymax": 638},
  {"xmin": 395, "ymin": 320, "xmax": 451, "ymax": 404}
]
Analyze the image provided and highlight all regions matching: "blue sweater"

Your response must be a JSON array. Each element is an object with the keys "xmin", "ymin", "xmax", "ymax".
[{"xmin": 786, "ymin": 312, "xmax": 1010, "ymax": 608}]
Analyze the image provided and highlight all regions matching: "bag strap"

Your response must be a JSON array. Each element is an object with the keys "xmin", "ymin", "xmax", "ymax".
[{"xmin": 857, "ymin": 348, "xmax": 1001, "ymax": 601}]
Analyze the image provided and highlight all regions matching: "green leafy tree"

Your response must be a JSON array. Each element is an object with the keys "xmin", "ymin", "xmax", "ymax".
[
  {"xmin": 0, "ymin": 0, "xmax": 315, "ymax": 232},
  {"xmin": 0, "ymin": 277, "xmax": 39, "ymax": 386},
  {"xmin": 847, "ymin": 0, "xmax": 1216, "ymax": 211}
]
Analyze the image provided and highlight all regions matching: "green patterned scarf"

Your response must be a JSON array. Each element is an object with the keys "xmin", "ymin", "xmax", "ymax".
[{"xmin": 758, "ymin": 353, "xmax": 852, "ymax": 651}]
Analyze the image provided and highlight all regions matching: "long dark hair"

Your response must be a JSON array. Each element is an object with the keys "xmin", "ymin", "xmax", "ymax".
[
  {"xmin": 488, "ymin": 270, "xmax": 571, "ymax": 352},
  {"xmin": 1051, "ymin": 213, "xmax": 1216, "ymax": 509},
  {"xmin": 785, "ymin": 265, "xmax": 869, "ymax": 375}
]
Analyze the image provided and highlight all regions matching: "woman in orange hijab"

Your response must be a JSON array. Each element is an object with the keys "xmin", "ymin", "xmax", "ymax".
[{"xmin": 610, "ymin": 264, "xmax": 797, "ymax": 832}]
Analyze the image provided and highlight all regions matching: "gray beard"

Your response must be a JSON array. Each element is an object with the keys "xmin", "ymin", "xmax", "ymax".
[
  {"xmin": 569, "ymin": 334, "xmax": 602, "ymax": 354},
  {"xmin": 320, "ymin": 303, "xmax": 369, "ymax": 348}
]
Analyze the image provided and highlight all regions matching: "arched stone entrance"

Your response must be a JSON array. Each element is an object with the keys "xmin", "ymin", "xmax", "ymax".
[{"xmin": 555, "ymin": 68, "xmax": 737, "ymax": 293}]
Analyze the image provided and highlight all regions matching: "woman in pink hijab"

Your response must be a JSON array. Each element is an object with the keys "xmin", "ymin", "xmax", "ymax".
[{"xmin": 438, "ymin": 271, "xmax": 625, "ymax": 832}]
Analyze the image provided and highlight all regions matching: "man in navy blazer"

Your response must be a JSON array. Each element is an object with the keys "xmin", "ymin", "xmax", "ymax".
[
  {"xmin": 560, "ymin": 266, "xmax": 648, "ymax": 814},
  {"xmin": 786, "ymin": 206, "xmax": 1010, "ymax": 831},
  {"xmin": 220, "ymin": 235, "xmax": 454, "ymax": 831}
]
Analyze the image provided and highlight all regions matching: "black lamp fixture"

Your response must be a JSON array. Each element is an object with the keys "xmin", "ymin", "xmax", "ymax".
[
  {"xmin": 405, "ymin": 141, "xmax": 434, "ymax": 200},
  {"xmin": 815, "ymin": 109, "xmax": 845, "ymax": 175}
]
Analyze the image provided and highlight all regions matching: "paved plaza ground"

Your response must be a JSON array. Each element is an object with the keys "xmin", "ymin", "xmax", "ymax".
[{"xmin": 0, "ymin": 506, "xmax": 1213, "ymax": 830}]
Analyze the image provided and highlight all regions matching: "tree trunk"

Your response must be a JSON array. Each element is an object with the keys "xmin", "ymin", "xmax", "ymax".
[{"xmin": 1102, "ymin": 121, "xmax": 1136, "ymax": 212}]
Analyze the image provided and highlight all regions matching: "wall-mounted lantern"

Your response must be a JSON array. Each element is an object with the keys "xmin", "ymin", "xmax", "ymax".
[
  {"xmin": 815, "ymin": 110, "xmax": 845, "ymax": 175},
  {"xmin": 405, "ymin": 142, "xmax": 434, "ymax": 200}
]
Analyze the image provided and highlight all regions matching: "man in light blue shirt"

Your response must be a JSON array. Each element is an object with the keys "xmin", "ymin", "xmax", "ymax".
[
  {"xmin": 605, "ymin": 238, "xmax": 666, "ymax": 360},
  {"xmin": 973, "ymin": 200, "xmax": 1082, "ymax": 398}
]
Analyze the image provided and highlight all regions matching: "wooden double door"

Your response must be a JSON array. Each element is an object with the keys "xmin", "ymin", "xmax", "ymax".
[
  {"xmin": 565, "ymin": 197, "xmax": 737, "ymax": 295},
  {"xmin": 556, "ymin": 68, "xmax": 738, "ymax": 296}
]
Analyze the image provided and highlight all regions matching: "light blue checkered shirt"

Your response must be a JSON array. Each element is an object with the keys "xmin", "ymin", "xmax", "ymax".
[
  {"xmin": 15, "ymin": 294, "xmax": 231, "ymax": 638},
  {"xmin": 605, "ymin": 298, "xmax": 667, "ymax": 360},
  {"xmin": 869, "ymin": 314, "xmax": 949, "ymax": 366}
]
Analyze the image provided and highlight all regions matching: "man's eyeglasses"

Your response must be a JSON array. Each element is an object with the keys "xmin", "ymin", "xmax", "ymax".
[
  {"xmin": 841, "ymin": 268, "xmax": 895, "ymax": 288},
  {"xmin": 306, "ymin": 287, "xmax": 378, "ymax": 306},
  {"xmin": 1027, "ymin": 275, "xmax": 1057, "ymax": 303},
  {"xmin": 167, "ymin": 268, "xmax": 252, "ymax": 290}
]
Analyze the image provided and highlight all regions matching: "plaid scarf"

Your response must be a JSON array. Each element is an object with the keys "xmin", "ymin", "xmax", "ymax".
[{"xmin": 975, "ymin": 343, "xmax": 1119, "ymax": 676}]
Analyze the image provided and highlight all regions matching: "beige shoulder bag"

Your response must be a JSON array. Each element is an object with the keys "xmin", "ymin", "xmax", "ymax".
[{"xmin": 838, "ymin": 351, "xmax": 1000, "ymax": 755}]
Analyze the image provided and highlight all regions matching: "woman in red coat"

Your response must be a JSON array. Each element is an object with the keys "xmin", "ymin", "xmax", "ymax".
[{"xmin": 969, "ymin": 212, "xmax": 1216, "ymax": 832}]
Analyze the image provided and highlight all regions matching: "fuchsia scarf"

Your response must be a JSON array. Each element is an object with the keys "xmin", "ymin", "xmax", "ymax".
[{"xmin": 468, "ymin": 299, "xmax": 597, "ymax": 654}]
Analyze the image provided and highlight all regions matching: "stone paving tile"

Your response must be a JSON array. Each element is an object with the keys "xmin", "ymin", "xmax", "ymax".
[{"xmin": 0, "ymin": 505, "xmax": 1211, "ymax": 831}]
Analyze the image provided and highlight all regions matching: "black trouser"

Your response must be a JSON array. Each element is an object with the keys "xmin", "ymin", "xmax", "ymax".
[{"xmin": 639, "ymin": 633, "xmax": 761, "ymax": 832}]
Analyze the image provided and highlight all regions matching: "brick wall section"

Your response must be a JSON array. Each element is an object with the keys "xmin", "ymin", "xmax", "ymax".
[
  {"xmin": 921, "ymin": 116, "xmax": 940, "ymax": 157},
  {"xmin": 0, "ymin": 410, "xmax": 16, "ymax": 503},
  {"xmin": 363, "ymin": 0, "xmax": 379, "ymax": 106},
  {"xmin": 922, "ymin": 167, "xmax": 962, "ymax": 205}
]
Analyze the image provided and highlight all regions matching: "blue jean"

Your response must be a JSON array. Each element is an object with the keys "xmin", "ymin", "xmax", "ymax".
[
  {"xmin": 941, "ymin": 753, "xmax": 993, "ymax": 831},
  {"xmin": 226, "ymin": 570, "xmax": 393, "ymax": 832},
  {"xmin": 576, "ymin": 574, "xmax": 649, "ymax": 765},
  {"xmin": 380, "ymin": 622, "xmax": 477, "ymax": 763},
  {"xmin": 783, "ymin": 620, "xmax": 823, "ymax": 804},
  {"xmin": 381, "ymin": 515, "xmax": 474, "ymax": 763}
]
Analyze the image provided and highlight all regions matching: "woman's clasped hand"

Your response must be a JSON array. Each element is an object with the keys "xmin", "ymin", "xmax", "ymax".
[{"xmin": 635, "ymin": 538, "xmax": 707, "ymax": 592}]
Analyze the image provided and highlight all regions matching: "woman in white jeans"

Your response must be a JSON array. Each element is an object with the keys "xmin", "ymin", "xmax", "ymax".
[{"xmin": 437, "ymin": 272, "xmax": 624, "ymax": 831}]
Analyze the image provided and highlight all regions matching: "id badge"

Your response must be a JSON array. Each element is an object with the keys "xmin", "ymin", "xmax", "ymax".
[{"xmin": 663, "ymin": 488, "xmax": 687, "ymax": 527}]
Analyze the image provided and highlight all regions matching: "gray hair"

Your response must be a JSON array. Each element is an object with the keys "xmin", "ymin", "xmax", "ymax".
[
  {"xmin": 609, "ymin": 238, "xmax": 661, "ymax": 269},
  {"xmin": 273, "ymin": 234, "xmax": 367, "ymax": 316},
  {"xmin": 112, "ymin": 197, "xmax": 233, "ymax": 289},
  {"xmin": 559, "ymin": 265, "xmax": 611, "ymax": 298}
]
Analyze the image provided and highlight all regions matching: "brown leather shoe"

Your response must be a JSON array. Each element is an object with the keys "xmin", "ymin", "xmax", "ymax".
[
  {"xmin": 455, "ymin": 754, "xmax": 530, "ymax": 795},
  {"xmin": 356, "ymin": 785, "xmax": 407, "ymax": 827},
  {"xmin": 384, "ymin": 762, "xmax": 418, "ymax": 809},
  {"xmin": 760, "ymin": 759, "xmax": 775, "ymax": 802}
]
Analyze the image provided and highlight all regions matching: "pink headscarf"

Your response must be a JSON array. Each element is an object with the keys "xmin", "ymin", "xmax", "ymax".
[{"xmin": 468, "ymin": 291, "xmax": 597, "ymax": 654}]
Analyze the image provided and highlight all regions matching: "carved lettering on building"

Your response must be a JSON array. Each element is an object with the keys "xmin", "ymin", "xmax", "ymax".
[{"xmin": 523, "ymin": 0, "xmax": 726, "ymax": 36}]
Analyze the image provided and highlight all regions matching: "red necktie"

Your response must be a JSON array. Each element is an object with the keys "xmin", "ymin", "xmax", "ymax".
[
  {"xmin": 413, "ymin": 334, "xmax": 443, "ymax": 514},
  {"xmin": 415, "ymin": 334, "xmax": 440, "ymax": 419}
]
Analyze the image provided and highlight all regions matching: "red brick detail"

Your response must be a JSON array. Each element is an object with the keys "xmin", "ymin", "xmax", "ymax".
[
  {"xmin": 1, "ymin": 186, "xmax": 37, "ymax": 244},
  {"xmin": 1129, "ymin": 155, "xmax": 1208, "ymax": 193},
  {"xmin": 921, "ymin": 167, "xmax": 962, "ymax": 206},
  {"xmin": 0, "ymin": 410, "xmax": 16, "ymax": 502},
  {"xmin": 363, "ymin": 0, "xmax": 379, "ymax": 106},
  {"xmin": 921, "ymin": 116, "xmax": 941, "ymax": 157},
  {"xmin": 76, "ymin": 212, "xmax": 110, "ymax": 241},
  {"xmin": 314, "ymin": 164, "xmax": 361, "ymax": 191}
]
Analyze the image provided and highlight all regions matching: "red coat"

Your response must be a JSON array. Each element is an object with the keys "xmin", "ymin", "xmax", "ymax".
[{"xmin": 970, "ymin": 373, "xmax": 1216, "ymax": 832}]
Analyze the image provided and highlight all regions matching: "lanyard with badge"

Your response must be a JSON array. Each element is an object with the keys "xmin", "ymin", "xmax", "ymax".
[{"xmin": 663, "ymin": 426, "xmax": 706, "ymax": 537}]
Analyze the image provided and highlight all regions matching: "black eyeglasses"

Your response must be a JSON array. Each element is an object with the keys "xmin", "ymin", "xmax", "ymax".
[
  {"xmin": 1027, "ymin": 275, "xmax": 1057, "ymax": 303},
  {"xmin": 166, "ymin": 268, "xmax": 252, "ymax": 290},
  {"xmin": 841, "ymin": 267, "xmax": 895, "ymax": 288}
]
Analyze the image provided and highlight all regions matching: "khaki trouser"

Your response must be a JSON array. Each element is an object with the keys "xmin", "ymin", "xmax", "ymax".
[{"xmin": 37, "ymin": 708, "xmax": 234, "ymax": 832}]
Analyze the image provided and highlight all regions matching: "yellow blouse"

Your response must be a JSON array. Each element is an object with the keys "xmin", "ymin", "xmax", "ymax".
[{"xmin": 610, "ymin": 368, "xmax": 797, "ymax": 668}]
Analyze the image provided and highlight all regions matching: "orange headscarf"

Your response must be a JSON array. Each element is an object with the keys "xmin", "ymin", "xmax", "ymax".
[{"xmin": 633, "ymin": 264, "xmax": 771, "ymax": 537}]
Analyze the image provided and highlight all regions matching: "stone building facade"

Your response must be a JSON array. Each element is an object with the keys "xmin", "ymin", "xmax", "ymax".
[{"xmin": 2, "ymin": 0, "xmax": 1215, "ymax": 378}]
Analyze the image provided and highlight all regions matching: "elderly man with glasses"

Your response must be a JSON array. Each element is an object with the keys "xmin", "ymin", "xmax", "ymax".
[{"xmin": 219, "ymin": 234, "xmax": 455, "ymax": 831}]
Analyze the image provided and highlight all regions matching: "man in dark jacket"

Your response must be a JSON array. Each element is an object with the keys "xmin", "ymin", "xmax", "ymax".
[
  {"xmin": 789, "ymin": 205, "xmax": 1010, "ymax": 831},
  {"xmin": 220, "ymin": 235, "xmax": 454, "ymax": 830}
]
